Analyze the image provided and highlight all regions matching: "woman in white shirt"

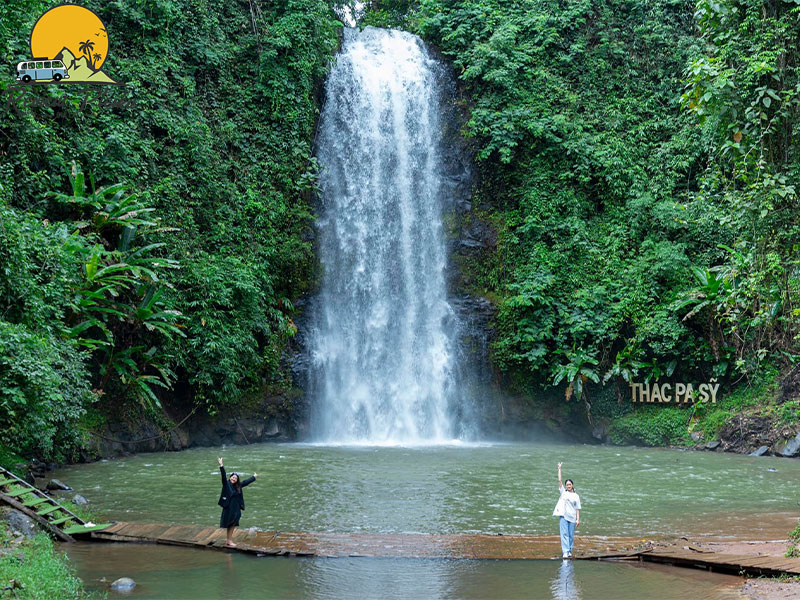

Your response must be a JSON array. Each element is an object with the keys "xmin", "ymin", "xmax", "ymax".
[{"xmin": 553, "ymin": 462, "xmax": 581, "ymax": 558}]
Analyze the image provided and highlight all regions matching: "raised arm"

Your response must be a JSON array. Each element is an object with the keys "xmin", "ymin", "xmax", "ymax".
[
  {"xmin": 218, "ymin": 457, "xmax": 230, "ymax": 489},
  {"xmin": 241, "ymin": 473, "xmax": 256, "ymax": 488},
  {"xmin": 557, "ymin": 462, "xmax": 563, "ymax": 488}
]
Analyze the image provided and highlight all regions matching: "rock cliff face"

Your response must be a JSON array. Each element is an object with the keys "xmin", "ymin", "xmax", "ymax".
[
  {"xmin": 701, "ymin": 416, "xmax": 800, "ymax": 458},
  {"xmin": 87, "ymin": 396, "xmax": 301, "ymax": 459},
  {"xmin": 435, "ymin": 57, "xmax": 506, "ymax": 436}
]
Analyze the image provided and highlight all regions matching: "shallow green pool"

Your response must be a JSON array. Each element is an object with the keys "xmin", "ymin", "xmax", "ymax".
[{"xmin": 52, "ymin": 442, "xmax": 800, "ymax": 538}]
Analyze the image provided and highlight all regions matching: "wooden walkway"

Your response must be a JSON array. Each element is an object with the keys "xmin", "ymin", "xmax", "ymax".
[
  {"xmin": 636, "ymin": 545, "xmax": 800, "ymax": 577},
  {"xmin": 89, "ymin": 522, "xmax": 640, "ymax": 559},
  {"xmin": 87, "ymin": 522, "xmax": 800, "ymax": 577}
]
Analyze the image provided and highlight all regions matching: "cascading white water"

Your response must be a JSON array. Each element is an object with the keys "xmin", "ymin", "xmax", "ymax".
[{"xmin": 310, "ymin": 27, "xmax": 468, "ymax": 444}]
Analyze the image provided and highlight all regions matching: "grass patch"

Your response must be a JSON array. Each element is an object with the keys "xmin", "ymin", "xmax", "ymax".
[
  {"xmin": 607, "ymin": 406, "xmax": 691, "ymax": 446},
  {"xmin": 765, "ymin": 399, "xmax": 800, "ymax": 425},
  {"xmin": 0, "ymin": 523, "xmax": 102, "ymax": 599},
  {"xmin": 787, "ymin": 520, "xmax": 800, "ymax": 559},
  {"xmin": 693, "ymin": 366, "xmax": 781, "ymax": 440},
  {"xmin": 0, "ymin": 446, "xmax": 24, "ymax": 472}
]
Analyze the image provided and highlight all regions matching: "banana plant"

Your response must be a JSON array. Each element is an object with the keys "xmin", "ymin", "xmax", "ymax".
[
  {"xmin": 552, "ymin": 347, "xmax": 600, "ymax": 423},
  {"xmin": 58, "ymin": 165, "xmax": 184, "ymax": 411}
]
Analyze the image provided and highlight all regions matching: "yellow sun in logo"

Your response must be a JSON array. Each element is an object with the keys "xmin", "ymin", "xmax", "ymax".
[{"xmin": 30, "ymin": 5, "xmax": 109, "ymax": 71}]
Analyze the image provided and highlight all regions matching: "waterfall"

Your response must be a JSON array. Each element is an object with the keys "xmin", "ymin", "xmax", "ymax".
[{"xmin": 309, "ymin": 27, "xmax": 472, "ymax": 444}]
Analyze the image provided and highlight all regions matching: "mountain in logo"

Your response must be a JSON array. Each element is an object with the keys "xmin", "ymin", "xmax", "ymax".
[{"xmin": 54, "ymin": 48, "xmax": 116, "ymax": 83}]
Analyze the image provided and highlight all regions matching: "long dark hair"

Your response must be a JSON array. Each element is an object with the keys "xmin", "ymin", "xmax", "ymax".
[{"xmin": 229, "ymin": 472, "xmax": 242, "ymax": 493}]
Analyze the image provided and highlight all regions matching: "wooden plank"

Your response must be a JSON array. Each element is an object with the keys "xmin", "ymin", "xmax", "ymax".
[
  {"xmin": 36, "ymin": 504, "xmax": 61, "ymax": 516},
  {"xmin": 160, "ymin": 525, "xmax": 204, "ymax": 543},
  {"xmin": 196, "ymin": 528, "xmax": 223, "ymax": 547},
  {"xmin": 63, "ymin": 523, "xmax": 113, "ymax": 535},
  {"xmin": 190, "ymin": 527, "xmax": 217, "ymax": 542},
  {"xmin": 640, "ymin": 549, "xmax": 800, "ymax": 577},
  {"xmin": 4, "ymin": 488, "xmax": 35, "ymax": 498},
  {"xmin": 50, "ymin": 516, "xmax": 75, "ymax": 526},
  {"xmin": 115, "ymin": 522, "xmax": 169, "ymax": 540},
  {"xmin": 100, "ymin": 522, "xmax": 128, "ymax": 535},
  {"xmin": 0, "ymin": 478, "xmax": 17, "ymax": 486},
  {"xmin": 22, "ymin": 496, "xmax": 51, "ymax": 508}
]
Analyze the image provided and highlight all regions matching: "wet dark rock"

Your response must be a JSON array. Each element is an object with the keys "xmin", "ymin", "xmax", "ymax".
[
  {"xmin": 772, "ymin": 432, "xmax": 800, "ymax": 457},
  {"xmin": 591, "ymin": 423, "xmax": 609, "ymax": 441},
  {"xmin": 264, "ymin": 420, "xmax": 281, "ymax": 438},
  {"xmin": 73, "ymin": 494, "xmax": 89, "ymax": 506},
  {"xmin": 110, "ymin": 577, "xmax": 136, "ymax": 591},
  {"xmin": 46, "ymin": 479, "xmax": 71, "ymax": 491},
  {"xmin": 717, "ymin": 415, "xmax": 775, "ymax": 455},
  {"xmin": 749, "ymin": 445, "xmax": 769, "ymax": 457},
  {"xmin": 459, "ymin": 219, "xmax": 497, "ymax": 251},
  {"xmin": 89, "ymin": 395, "xmax": 300, "ymax": 459},
  {"xmin": 28, "ymin": 459, "xmax": 46, "ymax": 477},
  {"xmin": 1, "ymin": 509, "xmax": 38, "ymax": 538},
  {"xmin": 704, "ymin": 441, "xmax": 720, "ymax": 450}
]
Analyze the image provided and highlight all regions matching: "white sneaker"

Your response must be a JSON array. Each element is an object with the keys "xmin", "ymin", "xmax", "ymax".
[{"xmin": 562, "ymin": 553, "xmax": 569, "ymax": 559}]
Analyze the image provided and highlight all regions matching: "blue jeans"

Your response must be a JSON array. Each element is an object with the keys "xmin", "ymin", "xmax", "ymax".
[{"xmin": 559, "ymin": 516, "xmax": 576, "ymax": 556}]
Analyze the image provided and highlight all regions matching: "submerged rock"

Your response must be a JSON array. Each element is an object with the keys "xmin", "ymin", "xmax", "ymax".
[
  {"xmin": 46, "ymin": 479, "xmax": 71, "ymax": 491},
  {"xmin": 110, "ymin": 577, "xmax": 136, "ymax": 591}
]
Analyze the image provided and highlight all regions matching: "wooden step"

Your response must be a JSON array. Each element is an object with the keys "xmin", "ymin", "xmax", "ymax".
[
  {"xmin": 21, "ymin": 496, "xmax": 50, "ymax": 508},
  {"xmin": 0, "ymin": 477, "xmax": 17, "ymax": 486},
  {"xmin": 63, "ymin": 523, "xmax": 111, "ymax": 535},
  {"xmin": 36, "ymin": 505, "xmax": 61, "ymax": 517},
  {"xmin": 4, "ymin": 488, "xmax": 34, "ymax": 498},
  {"xmin": 49, "ymin": 516, "xmax": 74, "ymax": 526}
]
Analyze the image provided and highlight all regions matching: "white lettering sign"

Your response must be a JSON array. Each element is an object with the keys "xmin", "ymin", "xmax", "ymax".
[{"xmin": 630, "ymin": 380, "xmax": 720, "ymax": 404}]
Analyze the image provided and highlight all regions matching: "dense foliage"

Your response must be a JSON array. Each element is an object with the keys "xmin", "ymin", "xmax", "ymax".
[
  {"xmin": 2, "ymin": 0, "xmax": 798, "ymax": 458},
  {"xmin": 0, "ymin": 0, "xmax": 340, "ymax": 459},
  {"xmin": 368, "ymin": 0, "xmax": 800, "ymax": 419}
]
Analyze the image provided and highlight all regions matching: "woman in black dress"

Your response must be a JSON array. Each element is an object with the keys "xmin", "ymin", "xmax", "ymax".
[{"xmin": 217, "ymin": 457, "xmax": 257, "ymax": 547}]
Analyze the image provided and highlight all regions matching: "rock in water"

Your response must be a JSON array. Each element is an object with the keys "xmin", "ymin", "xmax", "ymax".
[
  {"xmin": 110, "ymin": 577, "xmax": 136, "ymax": 591},
  {"xmin": 72, "ymin": 494, "xmax": 89, "ymax": 506},
  {"xmin": 705, "ymin": 441, "xmax": 720, "ymax": 450},
  {"xmin": 749, "ymin": 445, "xmax": 769, "ymax": 456},
  {"xmin": 46, "ymin": 479, "xmax": 71, "ymax": 491},
  {"xmin": 772, "ymin": 432, "xmax": 800, "ymax": 457}
]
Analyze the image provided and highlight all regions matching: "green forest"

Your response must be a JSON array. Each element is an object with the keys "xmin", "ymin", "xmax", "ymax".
[{"xmin": 1, "ymin": 0, "xmax": 799, "ymax": 461}]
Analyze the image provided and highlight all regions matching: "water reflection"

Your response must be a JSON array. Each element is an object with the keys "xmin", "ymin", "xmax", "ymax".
[
  {"xmin": 550, "ymin": 560, "xmax": 581, "ymax": 600},
  {"xmin": 220, "ymin": 554, "xmax": 241, "ymax": 599},
  {"xmin": 64, "ymin": 544, "xmax": 743, "ymax": 599}
]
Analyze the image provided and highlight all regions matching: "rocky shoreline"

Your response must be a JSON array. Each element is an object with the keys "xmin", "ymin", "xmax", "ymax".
[{"xmin": 690, "ymin": 417, "xmax": 800, "ymax": 458}]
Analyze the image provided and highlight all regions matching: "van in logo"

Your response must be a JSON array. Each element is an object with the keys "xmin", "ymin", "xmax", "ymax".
[
  {"xmin": 16, "ymin": 59, "xmax": 69, "ymax": 83},
  {"xmin": 15, "ymin": 4, "xmax": 120, "ymax": 85}
]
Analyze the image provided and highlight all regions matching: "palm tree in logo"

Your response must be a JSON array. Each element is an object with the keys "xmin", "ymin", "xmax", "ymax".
[
  {"xmin": 93, "ymin": 53, "xmax": 102, "ymax": 68},
  {"xmin": 79, "ymin": 39, "xmax": 96, "ymax": 69}
]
